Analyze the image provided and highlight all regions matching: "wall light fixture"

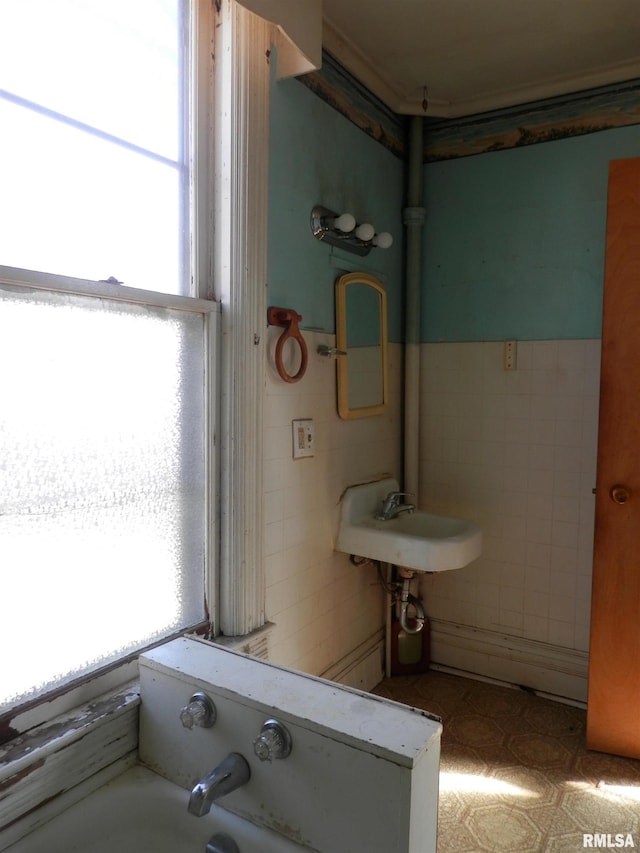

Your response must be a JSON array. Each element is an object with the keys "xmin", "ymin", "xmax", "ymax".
[{"xmin": 310, "ymin": 205, "xmax": 393, "ymax": 256}]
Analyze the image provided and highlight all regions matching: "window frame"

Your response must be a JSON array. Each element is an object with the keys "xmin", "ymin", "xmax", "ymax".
[
  {"xmin": 0, "ymin": 1, "xmax": 196, "ymax": 300},
  {"xmin": 0, "ymin": 0, "xmax": 273, "ymax": 739},
  {"xmin": 0, "ymin": 267, "xmax": 219, "ymax": 729},
  {"xmin": 0, "ymin": 0, "xmax": 219, "ymax": 732}
]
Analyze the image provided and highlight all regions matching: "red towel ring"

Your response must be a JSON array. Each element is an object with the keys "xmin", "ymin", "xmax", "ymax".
[{"xmin": 267, "ymin": 306, "xmax": 308, "ymax": 383}]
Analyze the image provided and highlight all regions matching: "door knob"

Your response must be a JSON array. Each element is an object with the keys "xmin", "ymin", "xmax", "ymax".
[{"xmin": 610, "ymin": 485, "xmax": 630, "ymax": 505}]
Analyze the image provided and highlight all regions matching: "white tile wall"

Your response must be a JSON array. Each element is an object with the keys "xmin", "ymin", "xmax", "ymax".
[
  {"xmin": 263, "ymin": 328, "xmax": 402, "ymax": 675},
  {"xmin": 418, "ymin": 340, "xmax": 600, "ymax": 655}
]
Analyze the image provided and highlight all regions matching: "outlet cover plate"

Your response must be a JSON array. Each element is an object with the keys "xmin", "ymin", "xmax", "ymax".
[{"xmin": 292, "ymin": 419, "xmax": 314, "ymax": 458}]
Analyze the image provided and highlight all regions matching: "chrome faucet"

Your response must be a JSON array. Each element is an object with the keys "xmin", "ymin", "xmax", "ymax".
[
  {"xmin": 187, "ymin": 752, "xmax": 251, "ymax": 817},
  {"xmin": 375, "ymin": 490, "xmax": 415, "ymax": 521}
]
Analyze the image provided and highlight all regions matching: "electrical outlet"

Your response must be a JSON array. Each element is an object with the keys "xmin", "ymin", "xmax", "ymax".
[
  {"xmin": 504, "ymin": 339, "xmax": 517, "ymax": 371},
  {"xmin": 292, "ymin": 419, "xmax": 314, "ymax": 458}
]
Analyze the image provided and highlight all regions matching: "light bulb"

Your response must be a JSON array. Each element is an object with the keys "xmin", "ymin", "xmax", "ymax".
[
  {"xmin": 373, "ymin": 231, "xmax": 393, "ymax": 249},
  {"xmin": 355, "ymin": 222, "xmax": 375, "ymax": 242},
  {"xmin": 332, "ymin": 212, "xmax": 355, "ymax": 233}
]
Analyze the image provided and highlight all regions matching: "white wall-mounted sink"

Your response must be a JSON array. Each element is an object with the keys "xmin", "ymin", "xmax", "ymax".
[{"xmin": 337, "ymin": 478, "xmax": 482, "ymax": 572}]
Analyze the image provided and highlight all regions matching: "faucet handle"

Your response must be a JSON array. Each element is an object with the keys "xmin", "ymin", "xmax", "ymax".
[
  {"xmin": 381, "ymin": 490, "xmax": 413, "ymax": 509},
  {"xmin": 253, "ymin": 719, "xmax": 292, "ymax": 762},
  {"xmin": 382, "ymin": 490, "xmax": 412, "ymax": 503},
  {"xmin": 180, "ymin": 691, "xmax": 217, "ymax": 729},
  {"xmin": 376, "ymin": 490, "xmax": 415, "ymax": 520}
]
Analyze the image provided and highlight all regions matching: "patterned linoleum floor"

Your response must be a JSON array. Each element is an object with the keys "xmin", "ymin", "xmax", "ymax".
[{"xmin": 372, "ymin": 671, "xmax": 640, "ymax": 853}]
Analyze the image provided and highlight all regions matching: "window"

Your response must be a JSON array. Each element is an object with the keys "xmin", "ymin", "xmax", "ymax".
[
  {"xmin": 0, "ymin": 0, "xmax": 215, "ymax": 715},
  {"xmin": 0, "ymin": 0, "xmax": 189, "ymax": 295}
]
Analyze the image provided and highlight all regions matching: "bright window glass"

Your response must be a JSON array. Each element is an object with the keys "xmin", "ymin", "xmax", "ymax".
[
  {"xmin": 0, "ymin": 285, "xmax": 207, "ymax": 712},
  {"xmin": 0, "ymin": 0, "xmax": 212, "ymax": 715},
  {"xmin": 0, "ymin": 0, "xmax": 188, "ymax": 294}
]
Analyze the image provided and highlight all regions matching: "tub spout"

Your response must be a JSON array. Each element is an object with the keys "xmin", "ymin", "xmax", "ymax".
[{"xmin": 188, "ymin": 752, "xmax": 251, "ymax": 817}]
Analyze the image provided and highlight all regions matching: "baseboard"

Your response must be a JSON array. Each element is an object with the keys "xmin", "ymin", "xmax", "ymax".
[
  {"xmin": 216, "ymin": 625, "xmax": 384, "ymax": 693},
  {"xmin": 214, "ymin": 622, "xmax": 276, "ymax": 660},
  {"xmin": 429, "ymin": 619, "xmax": 589, "ymax": 703},
  {"xmin": 320, "ymin": 629, "xmax": 385, "ymax": 692}
]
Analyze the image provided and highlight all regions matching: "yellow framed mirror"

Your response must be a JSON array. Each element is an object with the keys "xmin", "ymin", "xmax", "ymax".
[{"xmin": 335, "ymin": 272, "xmax": 388, "ymax": 419}]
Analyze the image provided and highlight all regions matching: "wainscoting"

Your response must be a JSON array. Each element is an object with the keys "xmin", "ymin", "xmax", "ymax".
[
  {"xmin": 429, "ymin": 619, "xmax": 588, "ymax": 703},
  {"xmin": 418, "ymin": 339, "xmax": 599, "ymax": 700}
]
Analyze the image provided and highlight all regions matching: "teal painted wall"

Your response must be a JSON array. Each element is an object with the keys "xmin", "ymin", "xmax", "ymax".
[
  {"xmin": 267, "ymin": 73, "xmax": 404, "ymax": 341},
  {"xmin": 422, "ymin": 124, "xmax": 640, "ymax": 342}
]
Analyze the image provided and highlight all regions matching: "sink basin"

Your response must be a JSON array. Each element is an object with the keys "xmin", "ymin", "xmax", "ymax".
[{"xmin": 337, "ymin": 478, "xmax": 482, "ymax": 572}]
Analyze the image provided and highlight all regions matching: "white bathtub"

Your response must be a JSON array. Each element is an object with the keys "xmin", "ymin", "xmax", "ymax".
[{"xmin": 10, "ymin": 764, "xmax": 309, "ymax": 853}]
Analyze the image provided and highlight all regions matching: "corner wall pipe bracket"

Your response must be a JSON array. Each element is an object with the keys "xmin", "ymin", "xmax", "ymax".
[{"xmin": 267, "ymin": 306, "xmax": 309, "ymax": 383}]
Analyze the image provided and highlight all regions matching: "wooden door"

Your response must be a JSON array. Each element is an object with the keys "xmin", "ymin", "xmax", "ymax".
[{"xmin": 587, "ymin": 158, "xmax": 640, "ymax": 758}]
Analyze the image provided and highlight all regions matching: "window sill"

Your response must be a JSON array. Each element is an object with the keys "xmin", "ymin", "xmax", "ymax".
[{"xmin": 0, "ymin": 683, "xmax": 140, "ymax": 852}]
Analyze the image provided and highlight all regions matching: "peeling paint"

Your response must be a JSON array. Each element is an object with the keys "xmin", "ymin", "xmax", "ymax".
[
  {"xmin": 1, "ymin": 690, "xmax": 138, "ymax": 841},
  {"xmin": 0, "ymin": 759, "xmax": 45, "ymax": 794},
  {"xmin": 297, "ymin": 50, "xmax": 406, "ymax": 160},
  {"xmin": 297, "ymin": 49, "xmax": 640, "ymax": 164},
  {"xmin": 1, "ymin": 788, "xmax": 62, "ymax": 834},
  {"xmin": 0, "ymin": 722, "xmax": 19, "ymax": 749},
  {"xmin": 0, "ymin": 688, "xmax": 139, "ymax": 766},
  {"xmin": 425, "ymin": 79, "xmax": 640, "ymax": 161}
]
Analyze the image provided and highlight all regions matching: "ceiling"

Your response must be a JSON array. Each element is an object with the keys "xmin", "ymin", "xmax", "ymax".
[{"xmin": 322, "ymin": 0, "xmax": 640, "ymax": 118}]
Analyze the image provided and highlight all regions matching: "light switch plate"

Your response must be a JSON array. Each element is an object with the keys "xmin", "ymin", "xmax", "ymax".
[{"xmin": 292, "ymin": 419, "xmax": 314, "ymax": 458}]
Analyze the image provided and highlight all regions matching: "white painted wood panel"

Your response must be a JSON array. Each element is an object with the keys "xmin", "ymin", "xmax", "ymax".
[{"xmin": 139, "ymin": 638, "xmax": 441, "ymax": 853}]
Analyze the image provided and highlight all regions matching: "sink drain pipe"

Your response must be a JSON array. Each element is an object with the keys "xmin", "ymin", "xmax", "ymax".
[{"xmin": 399, "ymin": 577, "xmax": 425, "ymax": 634}]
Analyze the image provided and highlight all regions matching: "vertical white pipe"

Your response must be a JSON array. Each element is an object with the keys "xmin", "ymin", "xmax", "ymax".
[{"xmin": 403, "ymin": 116, "xmax": 426, "ymax": 503}]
